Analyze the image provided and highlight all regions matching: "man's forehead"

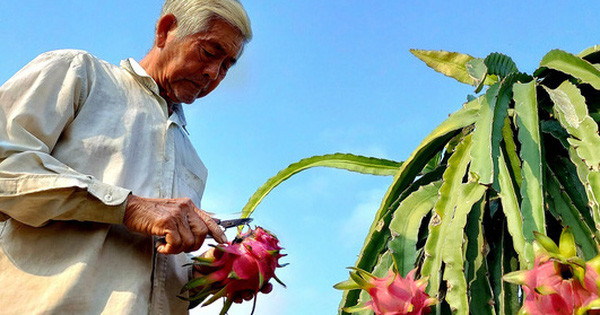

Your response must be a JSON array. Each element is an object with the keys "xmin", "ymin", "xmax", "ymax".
[
  {"xmin": 198, "ymin": 36, "xmax": 243, "ymax": 56},
  {"xmin": 194, "ymin": 19, "xmax": 244, "ymax": 55}
]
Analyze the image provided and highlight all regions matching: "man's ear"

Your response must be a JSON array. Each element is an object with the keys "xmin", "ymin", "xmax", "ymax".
[{"xmin": 155, "ymin": 13, "xmax": 177, "ymax": 48}]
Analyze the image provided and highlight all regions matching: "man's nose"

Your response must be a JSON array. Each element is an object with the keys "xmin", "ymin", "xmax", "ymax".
[{"xmin": 204, "ymin": 62, "xmax": 221, "ymax": 80}]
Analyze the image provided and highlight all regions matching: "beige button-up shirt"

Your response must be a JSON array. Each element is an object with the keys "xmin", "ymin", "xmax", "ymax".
[{"xmin": 0, "ymin": 50, "xmax": 208, "ymax": 314}]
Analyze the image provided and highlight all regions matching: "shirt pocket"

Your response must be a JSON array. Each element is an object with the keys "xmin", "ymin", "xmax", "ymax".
[
  {"xmin": 172, "ymin": 128, "xmax": 208, "ymax": 208},
  {"xmin": 173, "ymin": 165, "xmax": 207, "ymax": 208}
]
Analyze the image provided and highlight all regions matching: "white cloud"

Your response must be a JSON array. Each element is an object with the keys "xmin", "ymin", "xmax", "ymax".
[{"xmin": 338, "ymin": 187, "xmax": 387, "ymax": 249}]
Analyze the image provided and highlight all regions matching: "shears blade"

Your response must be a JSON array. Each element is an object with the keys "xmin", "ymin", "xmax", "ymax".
[{"xmin": 216, "ymin": 218, "xmax": 253, "ymax": 229}]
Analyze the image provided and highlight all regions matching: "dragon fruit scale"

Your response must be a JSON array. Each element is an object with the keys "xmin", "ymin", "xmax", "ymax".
[
  {"xmin": 334, "ymin": 268, "xmax": 435, "ymax": 315},
  {"xmin": 181, "ymin": 226, "xmax": 286, "ymax": 314}
]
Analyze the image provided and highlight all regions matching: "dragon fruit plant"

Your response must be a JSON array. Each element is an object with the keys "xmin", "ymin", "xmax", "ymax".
[
  {"xmin": 334, "ymin": 268, "xmax": 435, "ymax": 315},
  {"xmin": 180, "ymin": 227, "xmax": 286, "ymax": 315},
  {"xmin": 238, "ymin": 45, "xmax": 600, "ymax": 313}
]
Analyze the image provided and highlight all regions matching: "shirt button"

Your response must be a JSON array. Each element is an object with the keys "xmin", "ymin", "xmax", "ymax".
[{"xmin": 104, "ymin": 193, "xmax": 113, "ymax": 202}]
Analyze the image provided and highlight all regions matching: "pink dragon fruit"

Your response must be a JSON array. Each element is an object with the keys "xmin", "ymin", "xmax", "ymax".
[
  {"xmin": 181, "ymin": 226, "xmax": 286, "ymax": 314},
  {"xmin": 334, "ymin": 267, "xmax": 435, "ymax": 315},
  {"xmin": 512, "ymin": 257, "xmax": 598, "ymax": 315},
  {"xmin": 503, "ymin": 227, "xmax": 600, "ymax": 315}
]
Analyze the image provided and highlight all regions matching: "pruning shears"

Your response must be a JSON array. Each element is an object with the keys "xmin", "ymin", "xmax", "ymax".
[
  {"xmin": 214, "ymin": 217, "xmax": 253, "ymax": 229},
  {"xmin": 156, "ymin": 218, "xmax": 253, "ymax": 247}
]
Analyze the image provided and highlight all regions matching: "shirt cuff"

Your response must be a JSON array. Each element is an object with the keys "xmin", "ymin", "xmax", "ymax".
[
  {"xmin": 87, "ymin": 178, "xmax": 131, "ymax": 224},
  {"xmin": 88, "ymin": 178, "xmax": 131, "ymax": 206}
]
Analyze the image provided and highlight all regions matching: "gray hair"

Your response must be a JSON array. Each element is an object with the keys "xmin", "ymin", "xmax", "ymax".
[{"xmin": 160, "ymin": 0, "xmax": 252, "ymax": 42}]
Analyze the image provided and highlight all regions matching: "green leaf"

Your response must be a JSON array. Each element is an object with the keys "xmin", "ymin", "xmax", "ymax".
[
  {"xmin": 589, "ymin": 171, "xmax": 600, "ymax": 222},
  {"xmin": 545, "ymin": 166, "xmax": 598, "ymax": 259},
  {"xmin": 422, "ymin": 151, "xmax": 442, "ymax": 175},
  {"xmin": 347, "ymin": 271, "xmax": 369, "ymax": 291},
  {"xmin": 465, "ymin": 198, "xmax": 496, "ymax": 315},
  {"xmin": 371, "ymin": 251, "xmax": 395, "ymax": 278},
  {"xmin": 421, "ymin": 134, "xmax": 473, "ymax": 296},
  {"xmin": 578, "ymin": 45, "xmax": 600, "ymax": 68},
  {"xmin": 502, "ymin": 270, "xmax": 527, "ymax": 285},
  {"xmin": 558, "ymin": 226, "xmax": 577, "ymax": 258},
  {"xmin": 240, "ymin": 153, "xmax": 402, "ymax": 219},
  {"xmin": 388, "ymin": 181, "xmax": 442, "ymax": 276},
  {"xmin": 513, "ymin": 81, "xmax": 546, "ymax": 250},
  {"xmin": 487, "ymin": 221, "xmax": 521, "ymax": 315},
  {"xmin": 410, "ymin": 49, "xmax": 477, "ymax": 85},
  {"xmin": 497, "ymin": 149, "xmax": 529, "ymax": 268},
  {"xmin": 442, "ymin": 182, "xmax": 487, "ymax": 314},
  {"xmin": 333, "ymin": 279, "xmax": 361, "ymax": 291},
  {"xmin": 470, "ymin": 84, "xmax": 498, "ymax": 185},
  {"xmin": 466, "ymin": 58, "xmax": 487, "ymax": 92},
  {"xmin": 535, "ymin": 284, "xmax": 557, "ymax": 295},
  {"xmin": 489, "ymin": 74, "xmax": 532, "ymax": 191},
  {"xmin": 410, "ymin": 50, "xmax": 500, "ymax": 88},
  {"xmin": 544, "ymin": 81, "xmax": 600, "ymax": 229},
  {"xmin": 533, "ymin": 232, "xmax": 560, "ymax": 254},
  {"xmin": 466, "ymin": 58, "xmax": 498, "ymax": 93},
  {"xmin": 349, "ymin": 267, "xmax": 377, "ymax": 280},
  {"xmin": 541, "ymin": 120, "xmax": 571, "ymax": 149},
  {"xmin": 567, "ymin": 146, "xmax": 600, "ymax": 232},
  {"xmin": 183, "ymin": 288, "xmax": 211, "ymax": 309},
  {"xmin": 219, "ymin": 298, "xmax": 234, "ymax": 315},
  {"xmin": 487, "ymin": 80, "xmax": 506, "ymax": 190},
  {"xmin": 342, "ymin": 303, "xmax": 371, "ymax": 313},
  {"xmin": 544, "ymin": 83, "xmax": 600, "ymax": 160},
  {"xmin": 192, "ymin": 256, "xmax": 215, "ymax": 263},
  {"xmin": 471, "ymin": 74, "xmax": 530, "ymax": 190},
  {"xmin": 272, "ymin": 274, "xmax": 286, "ymax": 288},
  {"xmin": 546, "ymin": 152, "xmax": 595, "ymax": 230},
  {"xmin": 388, "ymin": 164, "xmax": 445, "ymax": 219},
  {"xmin": 181, "ymin": 276, "xmax": 211, "ymax": 293},
  {"xmin": 484, "ymin": 53, "xmax": 519, "ymax": 79},
  {"xmin": 539, "ymin": 49, "xmax": 600, "ymax": 90},
  {"xmin": 202, "ymin": 287, "xmax": 227, "ymax": 307},
  {"xmin": 502, "ymin": 114, "xmax": 522, "ymax": 188},
  {"xmin": 578, "ymin": 44, "xmax": 600, "ymax": 58}
]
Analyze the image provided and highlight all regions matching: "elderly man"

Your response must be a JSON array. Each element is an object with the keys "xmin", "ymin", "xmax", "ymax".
[{"xmin": 0, "ymin": 0, "xmax": 251, "ymax": 313}]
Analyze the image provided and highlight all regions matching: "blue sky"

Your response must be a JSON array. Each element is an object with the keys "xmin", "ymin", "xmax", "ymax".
[{"xmin": 2, "ymin": 1, "xmax": 600, "ymax": 314}]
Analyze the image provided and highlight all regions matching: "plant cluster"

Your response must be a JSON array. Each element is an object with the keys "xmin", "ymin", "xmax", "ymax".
[{"xmin": 238, "ymin": 44, "xmax": 600, "ymax": 314}]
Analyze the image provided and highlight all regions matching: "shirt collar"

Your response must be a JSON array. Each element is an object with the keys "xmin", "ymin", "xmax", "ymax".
[
  {"xmin": 170, "ymin": 103, "xmax": 188, "ymax": 128},
  {"xmin": 120, "ymin": 58, "xmax": 161, "ymax": 96},
  {"xmin": 120, "ymin": 58, "xmax": 188, "ymax": 128}
]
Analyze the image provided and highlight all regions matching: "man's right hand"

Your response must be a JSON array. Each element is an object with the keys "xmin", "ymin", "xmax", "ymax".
[{"xmin": 123, "ymin": 195, "xmax": 227, "ymax": 255}]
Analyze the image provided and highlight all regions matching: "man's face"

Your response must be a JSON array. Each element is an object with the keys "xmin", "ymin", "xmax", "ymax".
[{"xmin": 156, "ymin": 18, "xmax": 244, "ymax": 105}]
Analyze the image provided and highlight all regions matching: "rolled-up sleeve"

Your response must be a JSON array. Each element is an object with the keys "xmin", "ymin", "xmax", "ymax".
[{"xmin": 0, "ymin": 51, "xmax": 130, "ymax": 227}]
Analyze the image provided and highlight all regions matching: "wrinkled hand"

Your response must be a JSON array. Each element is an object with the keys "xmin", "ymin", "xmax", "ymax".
[{"xmin": 123, "ymin": 194, "xmax": 227, "ymax": 254}]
